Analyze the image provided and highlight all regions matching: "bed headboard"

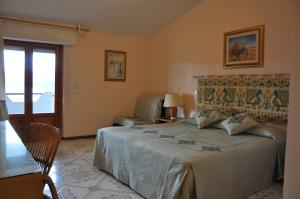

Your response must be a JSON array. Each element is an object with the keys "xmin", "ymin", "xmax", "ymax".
[{"xmin": 195, "ymin": 74, "xmax": 290, "ymax": 123}]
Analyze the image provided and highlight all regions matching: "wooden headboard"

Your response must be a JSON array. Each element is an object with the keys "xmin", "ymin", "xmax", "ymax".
[{"xmin": 195, "ymin": 74, "xmax": 290, "ymax": 123}]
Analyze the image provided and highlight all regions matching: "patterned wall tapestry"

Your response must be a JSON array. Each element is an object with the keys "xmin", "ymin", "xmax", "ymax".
[{"xmin": 195, "ymin": 74, "xmax": 290, "ymax": 123}]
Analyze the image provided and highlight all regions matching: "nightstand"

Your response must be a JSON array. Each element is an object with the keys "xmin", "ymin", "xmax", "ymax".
[{"xmin": 154, "ymin": 117, "xmax": 177, "ymax": 124}]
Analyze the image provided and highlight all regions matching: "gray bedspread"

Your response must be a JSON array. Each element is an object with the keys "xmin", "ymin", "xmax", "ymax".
[{"xmin": 93, "ymin": 121, "xmax": 285, "ymax": 199}]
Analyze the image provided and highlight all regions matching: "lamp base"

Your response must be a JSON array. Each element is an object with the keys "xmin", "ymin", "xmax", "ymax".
[{"xmin": 168, "ymin": 107, "xmax": 177, "ymax": 121}]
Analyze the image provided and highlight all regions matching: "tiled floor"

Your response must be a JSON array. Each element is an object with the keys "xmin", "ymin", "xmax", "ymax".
[{"xmin": 45, "ymin": 138, "xmax": 283, "ymax": 199}]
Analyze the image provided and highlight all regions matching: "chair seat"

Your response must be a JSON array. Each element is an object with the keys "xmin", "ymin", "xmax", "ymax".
[{"xmin": 113, "ymin": 117, "xmax": 152, "ymax": 126}]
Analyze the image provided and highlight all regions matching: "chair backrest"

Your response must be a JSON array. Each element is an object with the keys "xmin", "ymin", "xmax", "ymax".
[
  {"xmin": 133, "ymin": 95, "xmax": 164, "ymax": 122},
  {"xmin": 22, "ymin": 123, "xmax": 61, "ymax": 175}
]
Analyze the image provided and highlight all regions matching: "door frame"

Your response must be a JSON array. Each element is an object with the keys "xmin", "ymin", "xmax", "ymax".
[{"xmin": 4, "ymin": 39, "xmax": 63, "ymax": 132}]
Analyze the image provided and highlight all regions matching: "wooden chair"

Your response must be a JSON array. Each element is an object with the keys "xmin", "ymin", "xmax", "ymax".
[{"xmin": 22, "ymin": 123, "xmax": 61, "ymax": 199}]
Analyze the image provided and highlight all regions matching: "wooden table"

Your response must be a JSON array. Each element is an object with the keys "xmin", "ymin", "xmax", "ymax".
[{"xmin": 0, "ymin": 121, "xmax": 43, "ymax": 199}]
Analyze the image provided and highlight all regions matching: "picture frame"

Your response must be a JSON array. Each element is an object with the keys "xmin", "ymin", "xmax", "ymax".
[
  {"xmin": 105, "ymin": 50, "xmax": 127, "ymax": 81},
  {"xmin": 223, "ymin": 25, "xmax": 264, "ymax": 69}
]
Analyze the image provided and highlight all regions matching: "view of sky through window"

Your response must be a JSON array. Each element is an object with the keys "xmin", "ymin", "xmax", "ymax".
[{"xmin": 4, "ymin": 48, "xmax": 56, "ymax": 114}]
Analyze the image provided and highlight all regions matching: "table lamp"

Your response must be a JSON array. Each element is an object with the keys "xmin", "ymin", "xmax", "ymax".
[{"xmin": 163, "ymin": 93, "xmax": 182, "ymax": 120}]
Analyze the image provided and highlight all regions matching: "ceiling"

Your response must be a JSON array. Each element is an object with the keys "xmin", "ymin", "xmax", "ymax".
[{"xmin": 0, "ymin": 0, "xmax": 200, "ymax": 37}]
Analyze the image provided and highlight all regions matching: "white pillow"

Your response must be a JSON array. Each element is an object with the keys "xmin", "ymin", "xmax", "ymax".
[
  {"xmin": 189, "ymin": 110, "xmax": 196, "ymax": 118},
  {"xmin": 195, "ymin": 110, "xmax": 220, "ymax": 129},
  {"xmin": 210, "ymin": 116, "xmax": 228, "ymax": 129},
  {"xmin": 220, "ymin": 114, "xmax": 258, "ymax": 135}
]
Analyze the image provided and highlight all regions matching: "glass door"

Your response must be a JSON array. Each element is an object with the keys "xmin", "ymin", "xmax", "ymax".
[
  {"xmin": 3, "ymin": 40, "xmax": 62, "ymax": 135},
  {"xmin": 4, "ymin": 46, "xmax": 26, "ymax": 115},
  {"xmin": 32, "ymin": 49, "xmax": 56, "ymax": 114}
]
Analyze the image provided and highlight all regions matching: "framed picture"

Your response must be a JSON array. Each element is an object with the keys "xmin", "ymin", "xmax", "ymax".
[
  {"xmin": 105, "ymin": 50, "xmax": 127, "ymax": 81},
  {"xmin": 224, "ymin": 25, "xmax": 264, "ymax": 68}
]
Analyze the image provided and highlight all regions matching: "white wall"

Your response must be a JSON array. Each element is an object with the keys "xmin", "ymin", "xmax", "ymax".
[
  {"xmin": 283, "ymin": 0, "xmax": 300, "ymax": 198},
  {"xmin": 63, "ymin": 32, "xmax": 149, "ymax": 137}
]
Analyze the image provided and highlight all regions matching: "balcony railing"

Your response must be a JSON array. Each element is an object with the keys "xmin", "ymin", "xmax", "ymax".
[{"xmin": 5, "ymin": 92, "xmax": 55, "ymax": 114}]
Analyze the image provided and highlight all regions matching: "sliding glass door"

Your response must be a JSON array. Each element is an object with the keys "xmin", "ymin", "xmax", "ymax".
[{"xmin": 3, "ymin": 40, "xmax": 63, "ymax": 135}]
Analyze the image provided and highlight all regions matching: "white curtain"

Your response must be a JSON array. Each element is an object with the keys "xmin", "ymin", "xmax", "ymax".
[{"xmin": 0, "ymin": 20, "xmax": 8, "ymax": 120}]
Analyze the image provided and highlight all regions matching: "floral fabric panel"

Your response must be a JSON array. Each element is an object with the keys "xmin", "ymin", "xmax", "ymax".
[{"xmin": 196, "ymin": 74, "xmax": 290, "ymax": 123}]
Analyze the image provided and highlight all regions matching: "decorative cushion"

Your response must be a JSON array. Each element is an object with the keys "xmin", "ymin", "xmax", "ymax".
[
  {"xmin": 210, "ymin": 116, "xmax": 228, "ymax": 129},
  {"xmin": 194, "ymin": 110, "xmax": 220, "ymax": 129},
  {"xmin": 245, "ymin": 123, "xmax": 286, "ymax": 139},
  {"xmin": 220, "ymin": 114, "xmax": 258, "ymax": 135},
  {"xmin": 189, "ymin": 110, "xmax": 196, "ymax": 118},
  {"xmin": 180, "ymin": 110, "xmax": 198, "ymax": 126}
]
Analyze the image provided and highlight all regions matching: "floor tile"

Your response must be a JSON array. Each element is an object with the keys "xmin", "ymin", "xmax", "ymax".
[
  {"xmin": 58, "ymin": 186, "xmax": 89, "ymax": 199},
  {"xmin": 99, "ymin": 175, "xmax": 134, "ymax": 193},
  {"xmin": 57, "ymin": 165, "xmax": 105, "ymax": 187},
  {"xmin": 85, "ymin": 190, "xmax": 144, "ymax": 199},
  {"xmin": 73, "ymin": 151, "xmax": 94, "ymax": 166}
]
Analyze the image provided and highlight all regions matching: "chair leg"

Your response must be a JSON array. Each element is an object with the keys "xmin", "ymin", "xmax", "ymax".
[{"xmin": 43, "ymin": 174, "xmax": 59, "ymax": 199}]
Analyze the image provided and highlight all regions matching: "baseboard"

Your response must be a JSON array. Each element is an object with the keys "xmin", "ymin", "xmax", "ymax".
[{"xmin": 62, "ymin": 134, "xmax": 96, "ymax": 140}]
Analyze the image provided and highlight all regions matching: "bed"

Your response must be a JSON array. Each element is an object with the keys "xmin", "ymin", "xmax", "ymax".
[{"xmin": 93, "ymin": 74, "xmax": 289, "ymax": 199}]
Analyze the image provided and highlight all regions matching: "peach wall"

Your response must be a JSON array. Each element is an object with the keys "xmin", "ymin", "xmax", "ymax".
[
  {"xmin": 283, "ymin": 0, "xmax": 300, "ymax": 198},
  {"xmin": 148, "ymin": 0, "xmax": 293, "ymax": 116},
  {"xmin": 63, "ymin": 32, "xmax": 149, "ymax": 137}
]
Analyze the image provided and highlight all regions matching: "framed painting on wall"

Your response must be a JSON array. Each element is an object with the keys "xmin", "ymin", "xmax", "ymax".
[
  {"xmin": 105, "ymin": 50, "xmax": 127, "ymax": 81},
  {"xmin": 224, "ymin": 25, "xmax": 264, "ymax": 69}
]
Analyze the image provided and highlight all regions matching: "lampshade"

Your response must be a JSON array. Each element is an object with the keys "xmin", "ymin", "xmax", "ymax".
[{"xmin": 163, "ymin": 93, "xmax": 182, "ymax": 107}]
